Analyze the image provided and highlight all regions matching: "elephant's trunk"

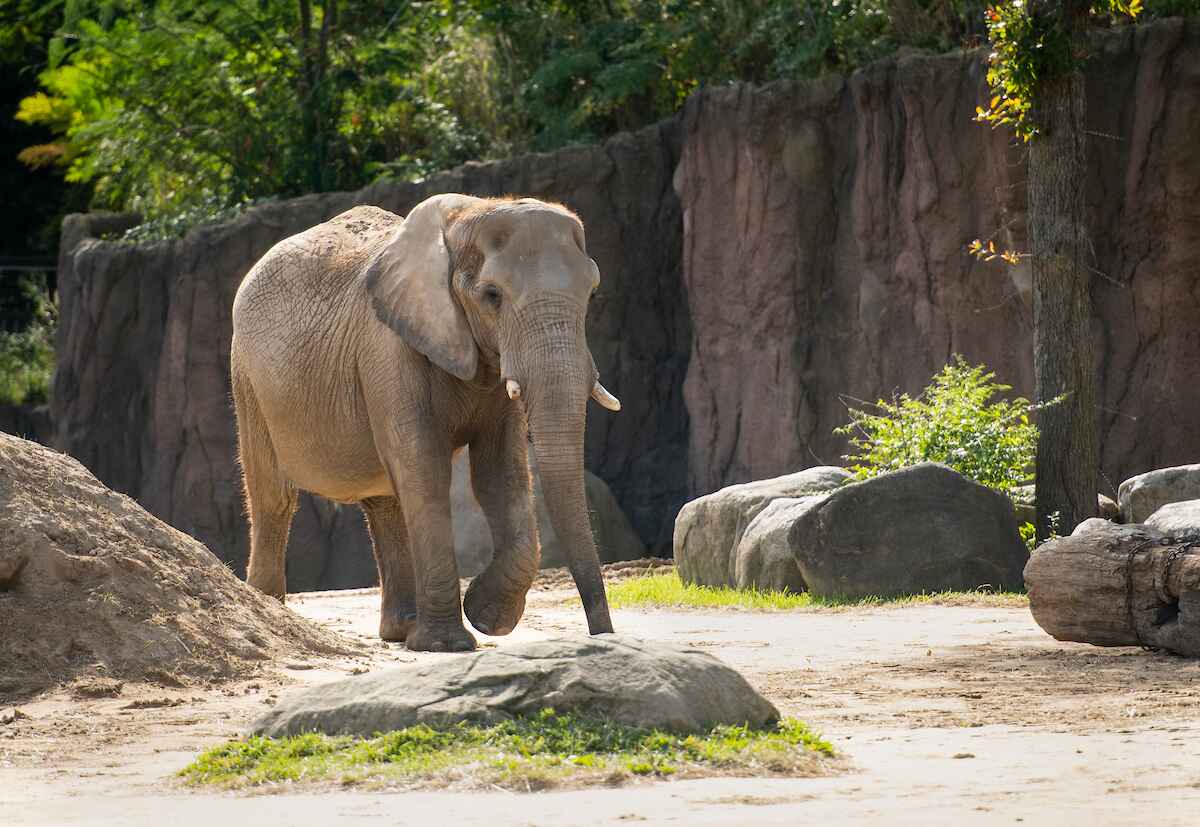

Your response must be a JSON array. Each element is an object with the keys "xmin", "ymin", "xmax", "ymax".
[{"xmin": 513, "ymin": 296, "xmax": 613, "ymax": 635}]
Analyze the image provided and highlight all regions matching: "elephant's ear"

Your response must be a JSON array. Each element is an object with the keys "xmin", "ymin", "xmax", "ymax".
[{"xmin": 364, "ymin": 193, "xmax": 482, "ymax": 381}]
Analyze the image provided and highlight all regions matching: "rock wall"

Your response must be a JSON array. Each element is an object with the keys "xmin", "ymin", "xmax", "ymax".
[
  {"xmin": 51, "ymin": 19, "xmax": 1200, "ymax": 588},
  {"xmin": 52, "ymin": 123, "xmax": 688, "ymax": 590},
  {"xmin": 677, "ymin": 18, "xmax": 1200, "ymax": 499}
]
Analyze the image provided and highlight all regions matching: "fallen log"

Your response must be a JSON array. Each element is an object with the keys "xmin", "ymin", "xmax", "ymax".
[{"xmin": 1024, "ymin": 522, "xmax": 1200, "ymax": 657}]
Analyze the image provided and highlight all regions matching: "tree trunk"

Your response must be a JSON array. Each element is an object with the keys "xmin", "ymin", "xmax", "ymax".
[
  {"xmin": 1028, "ymin": 0, "xmax": 1097, "ymax": 537},
  {"xmin": 1025, "ymin": 522, "xmax": 1200, "ymax": 657}
]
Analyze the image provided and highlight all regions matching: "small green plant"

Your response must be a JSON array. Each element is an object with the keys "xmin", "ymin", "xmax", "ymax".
[
  {"xmin": 0, "ymin": 280, "xmax": 56, "ymax": 406},
  {"xmin": 606, "ymin": 572, "xmax": 1028, "ymax": 611},
  {"xmin": 179, "ymin": 709, "xmax": 834, "ymax": 790},
  {"xmin": 116, "ymin": 195, "xmax": 274, "ymax": 244},
  {"xmin": 835, "ymin": 356, "xmax": 1037, "ymax": 499}
]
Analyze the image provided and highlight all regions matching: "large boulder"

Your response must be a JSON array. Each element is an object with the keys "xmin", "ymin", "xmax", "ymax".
[
  {"xmin": 1145, "ymin": 499, "xmax": 1200, "ymax": 537},
  {"xmin": 0, "ymin": 434, "xmax": 356, "ymax": 697},
  {"xmin": 674, "ymin": 467, "xmax": 854, "ymax": 588},
  {"xmin": 736, "ymin": 463, "xmax": 1026, "ymax": 598},
  {"xmin": 252, "ymin": 635, "xmax": 779, "ymax": 737},
  {"xmin": 452, "ymin": 452, "xmax": 647, "ymax": 578},
  {"xmin": 1119, "ymin": 465, "xmax": 1200, "ymax": 524}
]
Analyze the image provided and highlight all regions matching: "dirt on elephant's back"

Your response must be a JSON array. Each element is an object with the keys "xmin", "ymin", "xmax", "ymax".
[{"xmin": 0, "ymin": 433, "xmax": 361, "ymax": 699}]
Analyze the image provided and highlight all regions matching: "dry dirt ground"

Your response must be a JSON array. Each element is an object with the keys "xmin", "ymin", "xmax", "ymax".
[{"xmin": 2, "ymin": 581, "xmax": 1199, "ymax": 826}]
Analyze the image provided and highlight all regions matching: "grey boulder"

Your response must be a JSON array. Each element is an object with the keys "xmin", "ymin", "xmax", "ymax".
[
  {"xmin": 675, "ymin": 466, "xmax": 854, "ymax": 588},
  {"xmin": 1145, "ymin": 499, "xmax": 1200, "ymax": 537},
  {"xmin": 1118, "ymin": 464, "xmax": 1200, "ymax": 524},
  {"xmin": 252, "ymin": 635, "xmax": 779, "ymax": 737},
  {"xmin": 733, "ymin": 496, "xmax": 826, "ymax": 592},
  {"xmin": 738, "ymin": 463, "xmax": 1026, "ymax": 599},
  {"xmin": 452, "ymin": 452, "xmax": 646, "ymax": 578},
  {"xmin": 1071, "ymin": 517, "xmax": 1112, "ymax": 537}
]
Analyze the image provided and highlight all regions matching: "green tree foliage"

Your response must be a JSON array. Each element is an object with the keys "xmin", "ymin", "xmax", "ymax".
[
  {"xmin": 973, "ymin": 0, "xmax": 1198, "ymax": 139},
  {"xmin": 16, "ymin": 0, "xmax": 495, "ymax": 216},
  {"xmin": 0, "ymin": 276, "xmax": 55, "ymax": 405},
  {"xmin": 835, "ymin": 357, "xmax": 1038, "ymax": 499},
  {"xmin": 13, "ymin": 0, "xmax": 1198, "ymax": 225},
  {"xmin": 15, "ymin": 1, "xmax": 991, "ymax": 220}
]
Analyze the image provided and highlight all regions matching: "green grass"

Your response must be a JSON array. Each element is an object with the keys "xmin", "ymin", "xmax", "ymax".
[
  {"xmin": 605, "ymin": 572, "xmax": 1028, "ymax": 612},
  {"xmin": 179, "ymin": 709, "xmax": 833, "ymax": 791}
]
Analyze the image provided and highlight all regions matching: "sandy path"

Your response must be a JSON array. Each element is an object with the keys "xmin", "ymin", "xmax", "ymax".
[{"xmin": 2, "ymin": 588, "xmax": 1198, "ymax": 825}]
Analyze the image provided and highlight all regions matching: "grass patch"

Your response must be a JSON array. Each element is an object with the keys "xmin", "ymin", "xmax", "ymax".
[
  {"xmin": 179, "ymin": 709, "xmax": 833, "ymax": 791},
  {"xmin": 606, "ymin": 572, "xmax": 1028, "ymax": 612}
]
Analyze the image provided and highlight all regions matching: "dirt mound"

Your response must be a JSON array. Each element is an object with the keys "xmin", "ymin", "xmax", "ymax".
[{"xmin": 0, "ymin": 434, "xmax": 360, "ymax": 698}]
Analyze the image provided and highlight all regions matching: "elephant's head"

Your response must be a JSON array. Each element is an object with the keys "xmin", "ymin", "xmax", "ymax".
[{"xmin": 364, "ymin": 193, "xmax": 618, "ymax": 635}]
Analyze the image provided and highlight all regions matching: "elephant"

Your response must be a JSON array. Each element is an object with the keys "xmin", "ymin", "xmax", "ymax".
[{"xmin": 230, "ymin": 194, "xmax": 622, "ymax": 652}]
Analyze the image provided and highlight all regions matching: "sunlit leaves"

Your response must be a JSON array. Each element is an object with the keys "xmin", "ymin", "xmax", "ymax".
[
  {"xmin": 968, "ymin": 237, "xmax": 1022, "ymax": 264},
  {"xmin": 977, "ymin": 1, "xmax": 1143, "ymax": 141},
  {"xmin": 835, "ymin": 356, "xmax": 1038, "ymax": 499}
]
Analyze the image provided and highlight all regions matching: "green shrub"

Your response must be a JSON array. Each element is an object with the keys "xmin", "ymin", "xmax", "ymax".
[
  {"xmin": 835, "ymin": 356, "xmax": 1037, "ymax": 499},
  {"xmin": 0, "ymin": 279, "xmax": 55, "ymax": 406}
]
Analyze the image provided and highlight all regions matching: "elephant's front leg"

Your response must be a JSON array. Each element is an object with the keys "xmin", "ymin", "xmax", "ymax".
[
  {"xmin": 463, "ymin": 406, "xmax": 539, "ymax": 636},
  {"xmin": 371, "ymin": 420, "xmax": 475, "ymax": 653}
]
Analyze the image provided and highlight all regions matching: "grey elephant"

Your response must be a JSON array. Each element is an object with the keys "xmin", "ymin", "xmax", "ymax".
[{"xmin": 230, "ymin": 194, "xmax": 622, "ymax": 652}]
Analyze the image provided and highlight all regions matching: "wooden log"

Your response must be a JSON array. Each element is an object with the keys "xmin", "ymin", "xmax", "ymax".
[{"xmin": 1024, "ymin": 521, "xmax": 1200, "ymax": 657}]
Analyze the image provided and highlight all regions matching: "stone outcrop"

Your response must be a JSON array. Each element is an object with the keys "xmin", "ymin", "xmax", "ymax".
[
  {"xmin": 252, "ymin": 635, "xmax": 779, "ymax": 738},
  {"xmin": 51, "ymin": 19, "xmax": 1200, "ymax": 590},
  {"xmin": 452, "ymin": 451, "xmax": 646, "ymax": 578},
  {"xmin": 53, "ymin": 123, "xmax": 687, "ymax": 590},
  {"xmin": 754, "ymin": 463, "xmax": 1027, "ymax": 599},
  {"xmin": 675, "ymin": 466, "xmax": 853, "ymax": 589},
  {"xmin": 0, "ymin": 433, "xmax": 356, "ymax": 697},
  {"xmin": 1145, "ymin": 499, "xmax": 1200, "ymax": 537},
  {"xmin": 676, "ymin": 19, "xmax": 1200, "ymax": 503},
  {"xmin": 1118, "ymin": 464, "xmax": 1200, "ymax": 524}
]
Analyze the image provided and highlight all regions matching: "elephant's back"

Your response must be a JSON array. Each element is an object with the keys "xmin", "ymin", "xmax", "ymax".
[
  {"xmin": 234, "ymin": 205, "xmax": 401, "ymax": 326},
  {"xmin": 231, "ymin": 205, "xmax": 402, "ymax": 398}
]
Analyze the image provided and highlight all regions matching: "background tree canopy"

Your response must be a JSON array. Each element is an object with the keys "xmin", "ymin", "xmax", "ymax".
[
  {"xmin": 4, "ymin": 0, "xmax": 1198, "ymax": 239},
  {"xmin": 8, "ymin": 0, "xmax": 991, "ymax": 226}
]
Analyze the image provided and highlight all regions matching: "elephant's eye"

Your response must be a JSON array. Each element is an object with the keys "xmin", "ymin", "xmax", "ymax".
[{"xmin": 482, "ymin": 285, "xmax": 503, "ymax": 308}]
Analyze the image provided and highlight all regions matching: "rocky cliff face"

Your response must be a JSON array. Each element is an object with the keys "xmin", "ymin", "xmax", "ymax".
[
  {"xmin": 677, "ymin": 18, "xmax": 1200, "ymax": 499},
  {"xmin": 53, "ymin": 123, "xmax": 688, "ymax": 590},
  {"xmin": 51, "ymin": 19, "xmax": 1200, "ymax": 589}
]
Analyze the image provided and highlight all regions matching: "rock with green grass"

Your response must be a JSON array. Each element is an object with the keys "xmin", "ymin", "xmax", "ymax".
[
  {"xmin": 251, "ymin": 635, "xmax": 779, "ymax": 738},
  {"xmin": 674, "ymin": 466, "xmax": 853, "ymax": 589}
]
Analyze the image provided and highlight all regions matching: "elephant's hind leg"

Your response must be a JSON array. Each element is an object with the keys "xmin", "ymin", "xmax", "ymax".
[
  {"xmin": 361, "ymin": 496, "xmax": 417, "ymax": 642},
  {"xmin": 233, "ymin": 370, "xmax": 297, "ymax": 599},
  {"xmin": 463, "ymin": 410, "xmax": 539, "ymax": 636}
]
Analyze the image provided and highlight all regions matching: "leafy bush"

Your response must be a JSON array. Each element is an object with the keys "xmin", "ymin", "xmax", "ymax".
[
  {"xmin": 835, "ymin": 356, "xmax": 1037, "ymax": 499},
  {"xmin": 0, "ymin": 280, "xmax": 55, "ymax": 406}
]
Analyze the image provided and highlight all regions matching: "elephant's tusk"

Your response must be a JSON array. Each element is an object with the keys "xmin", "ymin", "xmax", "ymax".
[
  {"xmin": 505, "ymin": 379, "xmax": 522, "ymax": 400},
  {"xmin": 591, "ymin": 381, "xmax": 621, "ymax": 411}
]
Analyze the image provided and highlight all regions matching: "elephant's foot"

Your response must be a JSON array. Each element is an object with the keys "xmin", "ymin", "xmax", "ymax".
[
  {"xmin": 405, "ymin": 621, "xmax": 477, "ymax": 652},
  {"xmin": 246, "ymin": 571, "xmax": 286, "ymax": 602},
  {"xmin": 379, "ymin": 608, "xmax": 417, "ymax": 642},
  {"xmin": 463, "ymin": 577, "xmax": 527, "ymax": 637}
]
